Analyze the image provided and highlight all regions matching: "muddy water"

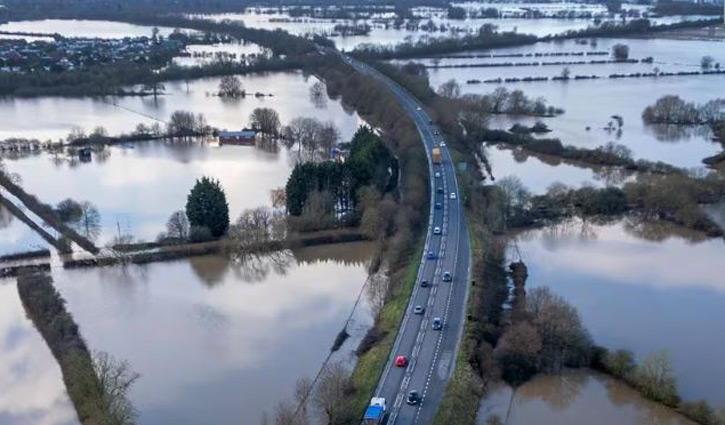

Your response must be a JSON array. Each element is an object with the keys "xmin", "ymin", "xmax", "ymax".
[
  {"xmin": 478, "ymin": 370, "xmax": 697, "ymax": 425},
  {"xmin": 483, "ymin": 144, "xmax": 632, "ymax": 193},
  {"xmin": 0, "ymin": 282, "xmax": 78, "ymax": 425},
  {"xmin": 52, "ymin": 241, "xmax": 374, "ymax": 425},
  {"xmin": 425, "ymin": 38, "xmax": 725, "ymax": 169},
  {"xmin": 514, "ymin": 219, "xmax": 725, "ymax": 404}
]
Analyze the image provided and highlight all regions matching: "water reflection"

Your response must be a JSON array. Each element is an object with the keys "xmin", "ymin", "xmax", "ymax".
[
  {"xmin": 52, "ymin": 242, "xmax": 373, "ymax": 425},
  {"xmin": 513, "ymin": 219, "xmax": 725, "ymax": 403},
  {"xmin": 0, "ymin": 283, "xmax": 78, "ymax": 425},
  {"xmin": 479, "ymin": 370, "xmax": 697, "ymax": 425}
]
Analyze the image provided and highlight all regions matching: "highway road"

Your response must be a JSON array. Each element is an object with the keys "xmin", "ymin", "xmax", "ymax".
[{"xmin": 337, "ymin": 54, "xmax": 472, "ymax": 425}]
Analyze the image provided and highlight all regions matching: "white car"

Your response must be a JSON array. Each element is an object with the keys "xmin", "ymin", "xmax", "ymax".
[
  {"xmin": 416, "ymin": 107, "xmax": 422, "ymax": 111},
  {"xmin": 434, "ymin": 171, "xmax": 441, "ymax": 178},
  {"xmin": 433, "ymin": 226, "xmax": 441, "ymax": 235},
  {"xmin": 450, "ymin": 192, "xmax": 457, "ymax": 200},
  {"xmin": 440, "ymin": 141, "xmax": 446, "ymax": 147}
]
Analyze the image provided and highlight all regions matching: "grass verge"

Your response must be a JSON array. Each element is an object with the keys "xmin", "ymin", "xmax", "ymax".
[{"xmin": 349, "ymin": 236, "xmax": 425, "ymax": 418}]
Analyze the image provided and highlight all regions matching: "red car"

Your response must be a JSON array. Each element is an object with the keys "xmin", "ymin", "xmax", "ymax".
[{"xmin": 395, "ymin": 355, "xmax": 408, "ymax": 367}]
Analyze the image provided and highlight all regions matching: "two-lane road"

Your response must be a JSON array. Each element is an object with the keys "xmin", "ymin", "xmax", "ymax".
[{"xmin": 337, "ymin": 54, "xmax": 471, "ymax": 425}]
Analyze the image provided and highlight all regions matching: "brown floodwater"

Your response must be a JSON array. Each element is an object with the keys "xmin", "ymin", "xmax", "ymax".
[
  {"xmin": 478, "ymin": 370, "xmax": 697, "ymax": 425},
  {"xmin": 514, "ymin": 219, "xmax": 725, "ymax": 405},
  {"xmin": 50, "ymin": 241, "xmax": 375, "ymax": 425}
]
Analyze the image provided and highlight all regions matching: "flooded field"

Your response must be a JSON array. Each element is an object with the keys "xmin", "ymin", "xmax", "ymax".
[
  {"xmin": 424, "ymin": 38, "xmax": 725, "ymax": 168},
  {"xmin": 513, "ymin": 219, "xmax": 725, "ymax": 405},
  {"xmin": 52, "ymin": 241, "xmax": 374, "ymax": 425},
  {"xmin": 0, "ymin": 19, "xmax": 183, "ymax": 39},
  {"xmin": 0, "ymin": 201, "xmax": 49, "ymax": 256},
  {"xmin": 0, "ymin": 71, "xmax": 362, "ymax": 141},
  {"xmin": 0, "ymin": 281, "xmax": 78, "ymax": 425},
  {"xmin": 0, "ymin": 72, "xmax": 364, "ymax": 245},
  {"xmin": 483, "ymin": 144, "xmax": 629, "ymax": 193},
  {"xmin": 478, "ymin": 370, "xmax": 697, "ymax": 425}
]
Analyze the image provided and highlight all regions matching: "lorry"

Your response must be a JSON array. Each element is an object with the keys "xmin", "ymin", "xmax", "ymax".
[
  {"xmin": 363, "ymin": 397, "xmax": 386, "ymax": 424},
  {"xmin": 432, "ymin": 147, "xmax": 442, "ymax": 164}
]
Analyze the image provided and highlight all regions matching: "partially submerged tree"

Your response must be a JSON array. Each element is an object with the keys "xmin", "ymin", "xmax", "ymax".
[
  {"xmin": 250, "ymin": 107, "xmax": 282, "ymax": 137},
  {"xmin": 218, "ymin": 75, "xmax": 245, "ymax": 98}
]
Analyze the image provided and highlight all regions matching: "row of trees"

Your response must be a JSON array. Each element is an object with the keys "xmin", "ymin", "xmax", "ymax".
[{"xmin": 642, "ymin": 95, "xmax": 725, "ymax": 125}]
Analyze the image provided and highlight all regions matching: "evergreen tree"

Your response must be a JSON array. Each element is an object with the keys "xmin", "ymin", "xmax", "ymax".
[{"xmin": 185, "ymin": 177, "xmax": 230, "ymax": 238}]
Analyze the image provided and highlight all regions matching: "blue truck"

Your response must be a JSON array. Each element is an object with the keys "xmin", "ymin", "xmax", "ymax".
[{"xmin": 363, "ymin": 397, "xmax": 387, "ymax": 425}]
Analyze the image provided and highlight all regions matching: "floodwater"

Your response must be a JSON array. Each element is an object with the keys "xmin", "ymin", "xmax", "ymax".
[
  {"xmin": 513, "ymin": 219, "xmax": 725, "ymax": 405},
  {"xmin": 483, "ymin": 144, "xmax": 631, "ymax": 193},
  {"xmin": 0, "ymin": 20, "xmax": 183, "ymax": 39},
  {"xmin": 478, "ymin": 370, "xmax": 697, "ymax": 425},
  {"xmin": 52, "ymin": 241, "xmax": 375, "ymax": 425},
  {"xmin": 0, "ymin": 281, "xmax": 78, "ymax": 425},
  {"xmin": 0, "ymin": 71, "xmax": 363, "ymax": 141},
  {"xmin": 1, "ymin": 71, "xmax": 364, "ymax": 245},
  {"xmin": 0, "ymin": 201, "xmax": 49, "ymax": 256}
]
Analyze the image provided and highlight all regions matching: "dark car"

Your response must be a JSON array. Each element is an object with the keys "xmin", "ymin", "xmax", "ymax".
[
  {"xmin": 420, "ymin": 279, "xmax": 429, "ymax": 288},
  {"xmin": 407, "ymin": 390, "xmax": 421, "ymax": 405},
  {"xmin": 435, "ymin": 202, "xmax": 442, "ymax": 210},
  {"xmin": 432, "ymin": 317, "xmax": 443, "ymax": 330},
  {"xmin": 427, "ymin": 251, "xmax": 437, "ymax": 260},
  {"xmin": 436, "ymin": 187, "xmax": 443, "ymax": 194},
  {"xmin": 442, "ymin": 271, "xmax": 452, "ymax": 282}
]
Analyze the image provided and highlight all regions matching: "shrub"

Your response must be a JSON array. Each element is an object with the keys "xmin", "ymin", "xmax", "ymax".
[{"xmin": 189, "ymin": 225, "xmax": 213, "ymax": 243}]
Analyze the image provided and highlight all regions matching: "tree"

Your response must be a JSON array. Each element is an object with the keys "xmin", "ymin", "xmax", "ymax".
[
  {"xmin": 314, "ymin": 362, "xmax": 353, "ymax": 425},
  {"xmin": 91, "ymin": 351, "xmax": 140, "ymax": 425},
  {"xmin": 612, "ymin": 43, "xmax": 630, "ymax": 61},
  {"xmin": 701, "ymin": 55, "xmax": 715, "ymax": 70},
  {"xmin": 603, "ymin": 349, "xmax": 636, "ymax": 379},
  {"xmin": 185, "ymin": 177, "xmax": 230, "ymax": 238},
  {"xmin": 309, "ymin": 81, "xmax": 327, "ymax": 107},
  {"xmin": 143, "ymin": 81, "xmax": 165, "ymax": 98},
  {"xmin": 78, "ymin": 201, "xmax": 101, "ymax": 241},
  {"xmin": 250, "ymin": 107, "xmax": 281, "ymax": 136},
  {"xmin": 437, "ymin": 79, "xmax": 461, "ymax": 98},
  {"xmin": 167, "ymin": 111, "xmax": 204, "ymax": 137},
  {"xmin": 560, "ymin": 67, "xmax": 571, "ymax": 80},
  {"xmin": 218, "ymin": 75, "xmax": 245, "ymax": 98},
  {"xmin": 166, "ymin": 210, "xmax": 189, "ymax": 241},
  {"xmin": 447, "ymin": 5, "xmax": 466, "ymax": 19},
  {"xmin": 56, "ymin": 198, "xmax": 83, "ymax": 223},
  {"xmin": 634, "ymin": 350, "xmax": 679, "ymax": 406},
  {"xmin": 495, "ymin": 321, "xmax": 542, "ymax": 386}
]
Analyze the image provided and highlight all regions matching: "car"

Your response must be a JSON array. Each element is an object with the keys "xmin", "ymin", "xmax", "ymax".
[
  {"xmin": 407, "ymin": 390, "xmax": 421, "ymax": 405},
  {"xmin": 432, "ymin": 317, "xmax": 443, "ymax": 330},
  {"xmin": 435, "ymin": 202, "xmax": 442, "ymax": 210},
  {"xmin": 428, "ymin": 119, "xmax": 433, "ymax": 124},
  {"xmin": 442, "ymin": 271, "xmax": 452, "ymax": 282},
  {"xmin": 420, "ymin": 279, "xmax": 429, "ymax": 288},
  {"xmin": 434, "ymin": 171, "xmax": 441, "ymax": 178},
  {"xmin": 427, "ymin": 251, "xmax": 437, "ymax": 260},
  {"xmin": 395, "ymin": 355, "xmax": 408, "ymax": 367},
  {"xmin": 433, "ymin": 226, "xmax": 441, "ymax": 235},
  {"xmin": 440, "ymin": 141, "xmax": 447, "ymax": 147},
  {"xmin": 436, "ymin": 187, "xmax": 443, "ymax": 194},
  {"xmin": 416, "ymin": 107, "xmax": 422, "ymax": 111},
  {"xmin": 434, "ymin": 130, "xmax": 440, "ymax": 135},
  {"xmin": 450, "ymin": 192, "xmax": 457, "ymax": 200},
  {"xmin": 413, "ymin": 305, "xmax": 425, "ymax": 315}
]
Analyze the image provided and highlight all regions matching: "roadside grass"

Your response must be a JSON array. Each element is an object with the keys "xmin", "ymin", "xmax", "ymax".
[{"xmin": 350, "ymin": 236, "xmax": 425, "ymax": 418}]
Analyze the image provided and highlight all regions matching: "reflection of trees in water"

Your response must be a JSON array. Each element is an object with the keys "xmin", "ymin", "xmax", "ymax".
[
  {"xmin": 365, "ymin": 271, "xmax": 389, "ymax": 319},
  {"xmin": 309, "ymin": 81, "xmax": 328, "ymax": 109},
  {"xmin": 537, "ymin": 217, "xmax": 600, "ymax": 250},
  {"xmin": 598, "ymin": 373, "xmax": 683, "ymax": 425},
  {"xmin": 0, "ymin": 202, "xmax": 13, "ymax": 229},
  {"xmin": 517, "ymin": 371, "xmax": 587, "ymax": 412},
  {"xmin": 645, "ymin": 124, "xmax": 712, "ymax": 143},
  {"xmin": 622, "ymin": 216, "xmax": 709, "ymax": 244},
  {"xmin": 188, "ymin": 255, "xmax": 231, "ymax": 288},
  {"xmin": 292, "ymin": 242, "xmax": 373, "ymax": 268},
  {"xmin": 230, "ymin": 249, "xmax": 294, "ymax": 284},
  {"xmin": 592, "ymin": 166, "xmax": 633, "ymax": 186}
]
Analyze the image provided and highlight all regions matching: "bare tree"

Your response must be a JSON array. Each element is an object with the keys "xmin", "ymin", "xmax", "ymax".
[
  {"xmin": 634, "ymin": 350, "xmax": 679, "ymax": 406},
  {"xmin": 437, "ymin": 79, "xmax": 461, "ymax": 98},
  {"xmin": 218, "ymin": 75, "xmax": 245, "ymax": 98},
  {"xmin": 314, "ymin": 362, "xmax": 353, "ymax": 425},
  {"xmin": 612, "ymin": 43, "xmax": 630, "ymax": 61},
  {"xmin": 166, "ymin": 210, "xmax": 189, "ymax": 241},
  {"xmin": 250, "ymin": 107, "xmax": 282, "ymax": 136},
  {"xmin": 78, "ymin": 201, "xmax": 101, "ymax": 241},
  {"xmin": 92, "ymin": 351, "xmax": 140, "ymax": 425},
  {"xmin": 701, "ymin": 55, "xmax": 715, "ymax": 70},
  {"xmin": 309, "ymin": 81, "xmax": 327, "ymax": 108}
]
